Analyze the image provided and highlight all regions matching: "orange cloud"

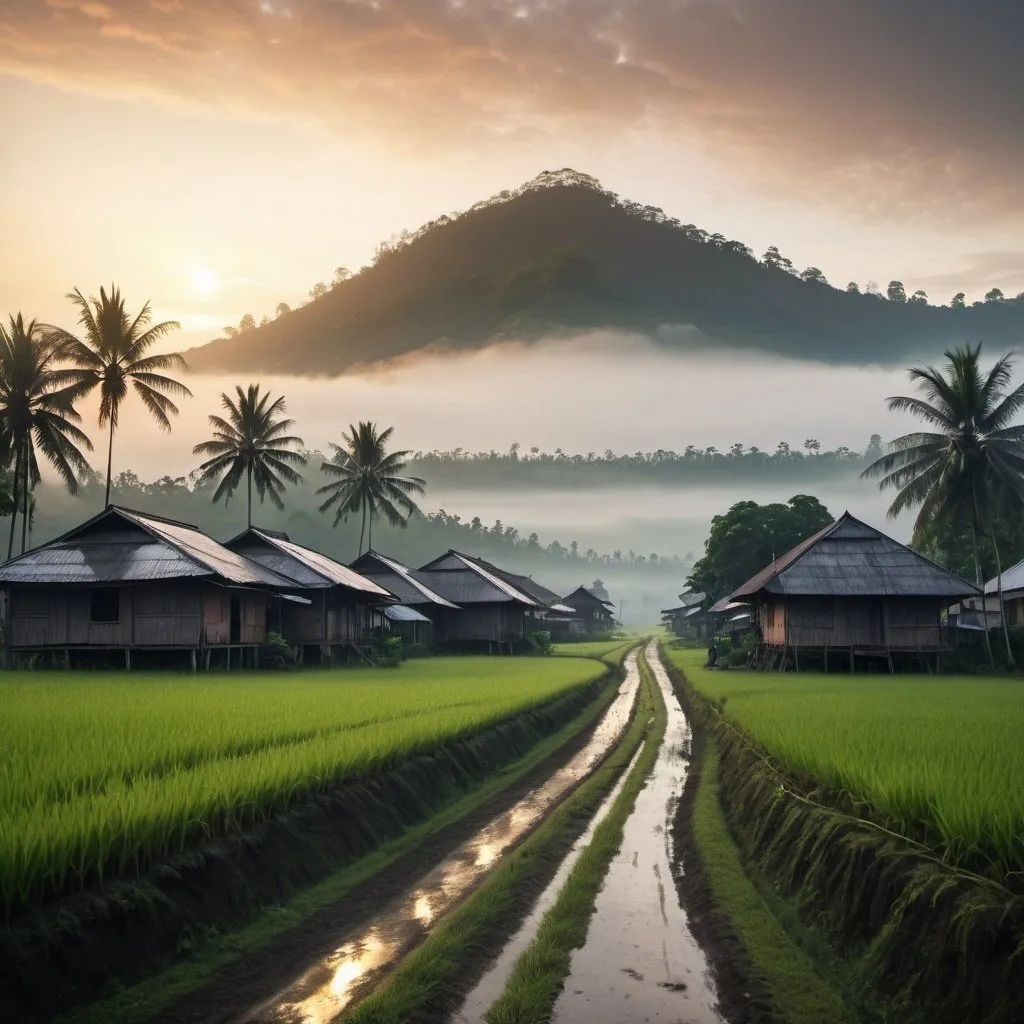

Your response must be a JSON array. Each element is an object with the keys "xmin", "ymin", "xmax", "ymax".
[{"xmin": 2, "ymin": 1, "xmax": 1021, "ymax": 220}]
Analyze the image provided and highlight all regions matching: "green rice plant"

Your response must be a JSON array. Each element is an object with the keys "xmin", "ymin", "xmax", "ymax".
[
  {"xmin": 666, "ymin": 649, "xmax": 1024, "ymax": 881},
  {"xmin": 0, "ymin": 658, "xmax": 604, "ymax": 918},
  {"xmin": 552, "ymin": 640, "xmax": 634, "ymax": 664}
]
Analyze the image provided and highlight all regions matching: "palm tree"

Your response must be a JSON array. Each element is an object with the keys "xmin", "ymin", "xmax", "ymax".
[
  {"xmin": 0, "ymin": 315, "xmax": 94, "ymax": 558},
  {"xmin": 317, "ymin": 422, "xmax": 426, "ymax": 555},
  {"xmin": 192, "ymin": 385, "xmax": 306, "ymax": 528},
  {"xmin": 862, "ymin": 343, "xmax": 1024, "ymax": 666},
  {"xmin": 47, "ymin": 284, "xmax": 191, "ymax": 507}
]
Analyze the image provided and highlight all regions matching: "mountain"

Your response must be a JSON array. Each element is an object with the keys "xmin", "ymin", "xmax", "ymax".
[{"xmin": 185, "ymin": 169, "xmax": 1024, "ymax": 374}]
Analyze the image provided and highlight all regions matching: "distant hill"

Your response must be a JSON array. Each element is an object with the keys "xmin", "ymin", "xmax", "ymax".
[{"xmin": 185, "ymin": 169, "xmax": 1024, "ymax": 374}]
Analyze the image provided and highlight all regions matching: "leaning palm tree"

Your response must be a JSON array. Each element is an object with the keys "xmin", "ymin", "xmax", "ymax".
[
  {"xmin": 0, "ymin": 314, "xmax": 94, "ymax": 558},
  {"xmin": 317, "ymin": 422, "xmax": 426, "ymax": 555},
  {"xmin": 862, "ymin": 343, "xmax": 1024, "ymax": 666},
  {"xmin": 47, "ymin": 285, "xmax": 191, "ymax": 507},
  {"xmin": 192, "ymin": 384, "xmax": 307, "ymax": 528}
]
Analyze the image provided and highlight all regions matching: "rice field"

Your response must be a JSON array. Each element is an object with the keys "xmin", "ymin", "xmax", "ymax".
[
  {"xmin": 667, "ymin": 648, "xmax": 1024, "ymax": 877},
  {"xmin": 553, "ymin": 640, "xmax": 634, "ymax": 663},
  {"xmin": 0, "ymin": 657, "xmax": 605, "ymax": 917}
]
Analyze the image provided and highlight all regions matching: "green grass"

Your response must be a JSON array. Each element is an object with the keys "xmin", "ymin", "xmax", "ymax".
[
  {"xmin": 667, "ymin": 648, "xmax": 1024, "ymax": 874},
  {"xmin": 692, "ymin": 737, "xmax": 850, "ymax": 1024},
  {"xmin": 483, "ymin": 650, "xmax": 666, "ymax": 1024},
  {"xmin": 552, "ymin": 640, "xmax": 634, "ymax": 663},
  {"xmin": 63, "ymin": 676, "xmax": 621, "ymax": 1024},
  {"xmin": 0, "ymin": 658, "xmax": 605, "ymax": 916},
  {"xmin": 343, "ymin": 654, "xmax": 657, "ymax": 1024}
]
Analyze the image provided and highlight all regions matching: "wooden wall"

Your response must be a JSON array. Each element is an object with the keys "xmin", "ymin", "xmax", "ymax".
[
  {"xmin": 446, "ymin": 604, "xmax": 527, "ymax": 642},
  {"xmin": 8, "ymin": 582, "xmax": 268, "ymax": 648},
  {"xmin": 760, "ymin": 595, "xmax": 943, "ymax": 649}
]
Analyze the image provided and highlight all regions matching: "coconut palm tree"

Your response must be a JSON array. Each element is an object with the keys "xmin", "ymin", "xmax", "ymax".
[
  {"xmin": 317, "ymin": 422, "xmax": 426, "ymax": 555},
  {"xmin": 862, "ymin": 343, "xmax": 1024, "ymax": 666},
  {"xmin": 47, "ymin": 284, "xmax": 191, "ymax": 507},
  {"xmin": 0, "ymin": 314, "xmax": 93, "ymax": 558},
  {"xmin": 192, "ymin": 384, "xmax": 306, "ymax": 528}
]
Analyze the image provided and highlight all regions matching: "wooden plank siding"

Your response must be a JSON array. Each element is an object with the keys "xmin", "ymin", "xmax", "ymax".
[
  {"xmin": 445, "ymin": 604, "xmax": 527, "ymax": 642},
  {"xmin": 7, "ymin": 582, "xmax": 268, "ymax": 649},
  {"xmin": 759, "ymin": 595, "xmax": 943, "ymax": 650}
]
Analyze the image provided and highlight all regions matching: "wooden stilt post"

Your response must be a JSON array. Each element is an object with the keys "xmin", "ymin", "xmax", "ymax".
[
  {"xmin": 125, "ymin": 647, "xmax": 131, "ymax": 671},
  {"xmin": 191, "ymin": 649, "xmax": 197, "ymax": 674}
]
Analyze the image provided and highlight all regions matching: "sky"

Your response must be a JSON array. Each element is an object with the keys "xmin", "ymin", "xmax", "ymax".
[{"xmin": 2, "ymin": 0, "xmax": 1024, "ymax": 352}]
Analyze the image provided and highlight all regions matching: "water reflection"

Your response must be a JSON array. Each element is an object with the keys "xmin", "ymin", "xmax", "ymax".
[{"xmin": 238, "ymin": 651, "xmax": 642, "ymax": 1023}]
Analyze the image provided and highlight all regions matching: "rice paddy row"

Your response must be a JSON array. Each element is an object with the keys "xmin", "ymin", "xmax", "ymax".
[
  {"xmin": 0, "ymin": 658, "xmax": 606, "ymax": 917},
  {"xmin": 666, "ymin": 648, "xmax": 1024, "ymax": 879}
]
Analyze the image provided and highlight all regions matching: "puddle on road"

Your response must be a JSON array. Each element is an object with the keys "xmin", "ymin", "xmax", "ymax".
[
  {"xmin": 453, "ymin": 740, "xmax": 647, "ymax": 1022},
  {"xmin": 236, "ymin": 651, "xmax": 642, "ymax": 1024},
  {"xmin": 550, "ymin": 641, "xmax": 722, "ymax": 1024}
]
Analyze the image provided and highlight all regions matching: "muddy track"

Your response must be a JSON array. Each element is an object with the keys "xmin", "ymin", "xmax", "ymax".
[{"xmin": 152, "ymin": 654, "xmax": 641, "ymax": 1024}]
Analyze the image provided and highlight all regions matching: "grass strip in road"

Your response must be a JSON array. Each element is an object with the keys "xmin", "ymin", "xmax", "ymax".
[
  {"xmin": 692, "ymin": 737, "xmax": 850, "ymax": 1024},
  {"xmin": 343, "ymin": 654, "xmax": 658, "ymax": 1024},
  {"xmin": 483, "ymin": 651, "xmax": 667, "ymax": 1024},
  {"xmin": 63, "ymin": 676, "xmax": 622, "ymax": 1024}
]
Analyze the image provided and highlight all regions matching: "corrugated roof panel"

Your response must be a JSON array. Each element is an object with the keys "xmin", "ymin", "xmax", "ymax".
[
  {"xmin": 421, "ymin": 569, "xmax": 519, "ymax": 606},
  {"xmin": 126, "ymin": 512, "xmax": 289, "ymax": 587},
  {"xmin": 384, "ymin": 604, "xmax": 432, "ymax": 622},
  {"xmin": 264, "ymin": 534, "xmax": 391, "ymax": 595},
  {"xmin": 233, "ymin": 548, "xmax": 326, "ymax": 588},
  {"xmin": 0, "ymin": 541, "xmax": 208, "ymax": 584},
  {"xmin": 350, "ymin": 551, "xmax": 460, "ymax": 607},
  {"xmin": 420, "ymin": 551, "xmax": 537, "ymax": 606}
]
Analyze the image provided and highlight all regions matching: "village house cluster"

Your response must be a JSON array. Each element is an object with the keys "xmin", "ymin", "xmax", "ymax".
[{"xmin": 0, "ymin": 506, "xmax": 618, "ymax": 668}]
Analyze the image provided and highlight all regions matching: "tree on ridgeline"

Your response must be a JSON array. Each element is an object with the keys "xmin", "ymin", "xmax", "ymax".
[
  {"xmin": 238, "ymin": 313, "xmax": 256, "ymax": 332},
  {"xmin": 48, "ymin": 285, "xmax": 190, "ymax": 508},
  {"xmin": 317, "ymin": 422, "xmax": 425, "ymax": 556},
  {"xmin": 192, "ymin": 384, "xmax": 307, "ymax": 529},
  {"xmin": 309, "ymin": 282, "xmax": 328, "ymax": 301},
  {"xmin": 887, "ymin": 280, "xmax": 907, "ymax": 303},
  {"xmin": 862, "ymin": 343, "xmax": 1024, "ymax": 666},
  {"xmin": 0, "ymin": 314, "xmax": 92, "ymax": 558},
  {"xmin": 687, "ymin": 495, "xmax": 833, "ymax": 602},
  {"xmin": 950, "ymin": 292, "xmax": 966, "ymax": 309},
  {"xmin": 275, "ymin": 302, "xmax": 291, "ymax": 318}
]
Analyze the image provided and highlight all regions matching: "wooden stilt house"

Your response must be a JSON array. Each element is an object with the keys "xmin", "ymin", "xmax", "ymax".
[
  {"xmin": 349, "ymin": 550, "xmax": 461, "ymax": 644},
  {"xmin": 0, "ymin": 507, "xmax": 294, "ymax": 668},
  {"xmin": 712, "ymin": 512, "xmax": 979, "ymax": 671},
  {"xmin": 562, "ymin": 585, "xmax": 616, "ymax": 634},
  {"xmin": 225, "ymin": 528, "xmax": 393, "ymax": 664},
  {"xmin": 417, "ymin": 551, "xmax": 538, "ymax": 651}
]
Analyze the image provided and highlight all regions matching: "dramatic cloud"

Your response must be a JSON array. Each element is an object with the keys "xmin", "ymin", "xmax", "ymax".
[{"xmin": 2, "ymin": 1, "xmax": 1021, "ymax": 218}]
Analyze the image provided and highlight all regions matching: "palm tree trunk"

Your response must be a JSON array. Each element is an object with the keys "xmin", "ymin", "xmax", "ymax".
[
  {"xmin": 358, "ymin": 503, "xmax": 367, "ymax": 556},
  {"xmin": 20, "ymin": 441, "xmax": 29, "ymax": 555},
  {"xmin": 986, "ymin": 516, "xmax": 1014, "ymax": 667},
  {"xmin": 104, "ymin": 420, "xmax": 115, "ymax": 508},
  {"xmin": 971, "ymin": 509, "xmax": 995, "ymax": 667},
  {"xmin": 7, "ymin": 447, "xmax": 21, "ymax": 562},
  {"xmin": 247, "ymin": 464, "xmax": 252, "ymax": 529},
  {"xmin": 368, "ymin": 508, "xmax": 373, "ymax": 552}
]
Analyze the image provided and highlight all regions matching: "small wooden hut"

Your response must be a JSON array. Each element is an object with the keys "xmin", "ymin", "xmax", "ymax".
[
  {"xmin": 225, "ymin": 528, "xmax": 393, "ymax": 664},
  {"xmin": 349, "ymin": 550, "xmax": 461, "ymax": 644},
  {"xmin": 562, "ymin": 585, "xmax": 616, "ymax": 634},
  {"xmin": 713, "ymin": 512, "xmax": 980, "ymax": 671},
  {"xmin": 417, "ymin": 550, "xmax": 537, "ymax": 651},
  {"xmin": 0, "ymin": 507, "xmax": 293, "ymax": 668}
]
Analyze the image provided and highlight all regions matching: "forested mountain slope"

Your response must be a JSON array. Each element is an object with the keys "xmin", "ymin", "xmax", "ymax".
[{"xmin": 186, "ymin": 169, "xmax": 1024, "ymax": 374}]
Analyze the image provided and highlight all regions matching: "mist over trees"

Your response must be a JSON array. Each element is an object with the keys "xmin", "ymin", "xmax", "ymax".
[{"xmin": 186, "ymin": 169, "xmax": 1024, "ymax": 376}]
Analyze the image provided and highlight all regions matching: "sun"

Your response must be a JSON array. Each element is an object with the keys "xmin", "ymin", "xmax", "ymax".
[{"xmin": 189, "ymin": 265, "xmax": 219, "ymax": 296}]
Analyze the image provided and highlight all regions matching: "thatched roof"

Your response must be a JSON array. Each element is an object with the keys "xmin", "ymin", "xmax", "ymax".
[{"xmin": 722, "ymin": 512, "xmax": 979, "ymax": 602}]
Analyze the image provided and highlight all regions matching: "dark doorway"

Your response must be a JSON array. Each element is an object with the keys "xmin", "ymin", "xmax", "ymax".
[{"xmin": 230, "ymin": 597, "xmax": 241, "ymax": 644}]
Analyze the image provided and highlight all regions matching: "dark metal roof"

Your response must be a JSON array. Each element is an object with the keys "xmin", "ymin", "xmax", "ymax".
[
  {"xmin": 985, "ymin": 558, "xmax": 1024, "ymax": 598},
  {"xmin": 0, "ymin": 507, "xmax": 291, "ymax": 587},
  {"xmin": 726, "ymin": 512, "xmax": 980, "ymax": 601},
  {"xmin": 677, "ymin": 590, "xmax": 705, "ymax": 607},
  {"xmin": 563, "ymin": 585, "xmax": 616, "ymax": 609},
  {"xmin": 227, "ymin": 529, "xmax": 390, "ymax": 596},
  {"xmin": 384, "ymin": 604, "xmax": 432, "ymax": 623},
  {"xmin": 350, "ymin": 551, "xmax": 460, "ymax": 608},
  {"xmin": 459, "ymin": 553, "xmax": 563, "ymax": 607},
  {"xmin": 420, "ymin": 551, "xmax": 537, "ymax": 606}
]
